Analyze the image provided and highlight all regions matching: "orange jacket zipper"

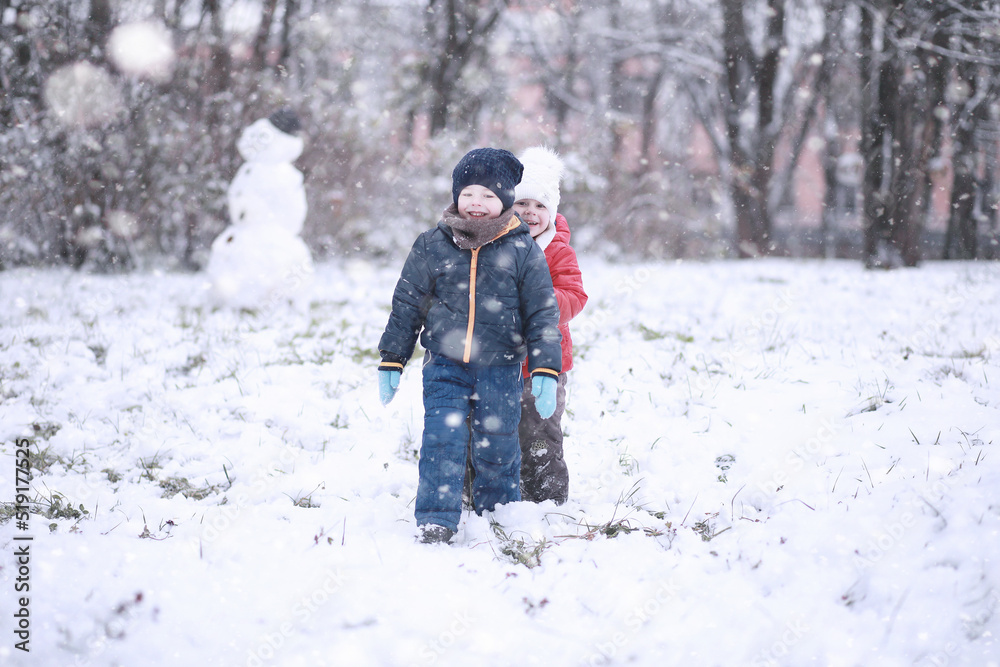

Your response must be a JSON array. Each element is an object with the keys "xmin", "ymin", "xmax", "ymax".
[
  {"xmin": 461, "ymin": 216, "xmax": 521, "ymax": 364},
  {"xmin": 464, "ymin": 247, "xmax": 479, "ymax": 362}
]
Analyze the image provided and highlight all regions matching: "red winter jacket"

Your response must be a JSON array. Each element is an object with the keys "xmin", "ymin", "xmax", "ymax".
[{"xmin": 523, "ymin": 213, "xmax": 588, "ymax": 378}]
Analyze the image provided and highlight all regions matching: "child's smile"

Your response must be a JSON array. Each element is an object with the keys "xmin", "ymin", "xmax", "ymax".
[
  {"xmin": 457, "ymin": 184, "xmax": 503, "ymax": 220},
  {"xmin": 512, "ymin": 199, "xmax": 551, "ymax": 238}
]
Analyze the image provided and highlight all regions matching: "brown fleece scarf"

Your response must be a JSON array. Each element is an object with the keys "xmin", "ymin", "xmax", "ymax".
[{"xmin": 443, "ymin": 204, "xmax": 519, "ymax": 250}]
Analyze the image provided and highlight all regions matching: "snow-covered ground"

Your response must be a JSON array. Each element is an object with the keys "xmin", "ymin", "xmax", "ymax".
[{"xmin": 1, "ymin": 257, "xmax": 998, "ymax": 667}]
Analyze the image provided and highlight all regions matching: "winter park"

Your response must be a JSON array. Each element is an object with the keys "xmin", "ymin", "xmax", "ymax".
[{"xmin": 2, "ymin": 2, "xmax": 1000, "ymax": 667}]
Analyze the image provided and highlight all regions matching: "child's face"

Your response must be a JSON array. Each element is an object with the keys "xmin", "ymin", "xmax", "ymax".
[
  {"xmin": 513, "ymin": 199, "xmax": 550, "ymax": 238},
  {"xmin": 457, "ymin": 184, "xmax": 503, "ymax": 221}
]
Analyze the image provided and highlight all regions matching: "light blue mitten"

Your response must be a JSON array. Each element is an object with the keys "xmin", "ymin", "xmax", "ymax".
[
  {"xmin": 531, "ymin": 375, "xmax": 558, "ymax": 419},
  {"xmin": 378, "ymin": 369, "xmax": 401, "ymax": 406}
]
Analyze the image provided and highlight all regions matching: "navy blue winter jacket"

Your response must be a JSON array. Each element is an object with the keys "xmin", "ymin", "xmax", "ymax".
[{"xmin": 379, "ymin": 210, "xmax": 562, "ymax": 378}]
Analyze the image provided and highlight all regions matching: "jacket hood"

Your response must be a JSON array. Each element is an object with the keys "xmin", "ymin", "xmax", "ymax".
[{"xmin": 552, "ymin": 213, "xmax": 572, "ymax": 244}]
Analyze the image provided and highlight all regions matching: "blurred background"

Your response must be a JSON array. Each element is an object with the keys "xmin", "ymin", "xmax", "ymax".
[{"xmin": 1, "ymin": 0, "xmax": 998, "ymax": 271}]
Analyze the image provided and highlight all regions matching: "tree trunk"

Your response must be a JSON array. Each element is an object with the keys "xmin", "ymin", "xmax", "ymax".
[
  {"xmin": 640, "ymin": 66, "xmax": 664, "ymax": 169},
  {"xmin": 983, "ymin": 115, "xmax": 999, "ymax": 260},
  {"xmin": 426, "ymin": 0, "xmax": 464, "ymax": 136},
  {"xmin": 722, "ymin": 0, "xmax": 758, "ymax": 256},
  {"xmin": 771, "ymin": 0, "xmax": 842, "ymax": 216},
  {"xmin": 424, "ymin": 0, "xmax": 504, "ymax": 137},
  {"xmin": 87, "ymin": 0, "xmax": 113, "ymax": 57},
  {"xmin": 920, "ymin": 25, "xmax": 949, "ymax": 245},
  {"xmin": 279, "ymin": 0, "xmax": 298, "ymax": 72},
  {"xmin": 721, "ymin": 0, "xmax": 783, "ymax": 257},
  {"xmin": 861, "ymin": 4, "xmax": 891, "ymax": 268},
  {"xmin": 607, "ymin": 1, "xmax": 626, "ymax": 167},
  {"xmin": 886, "ymin": 67, "xmax": 922, "ymax": 268},
  {"xmin": 204, "ymin": 0, "xmax": 231, "ymax": 95},
  {"xmin": 944, "ymin": 63, "xmax": 981, "ymax": 259},
  {"xmin": 749, "ymin": 0, "xmax": 783, "ymax": 230},
  {"xmin": 821, "ymin": 112, "xmax": 841, "ymax": 259},
  {"xmin": 251, "ymin": 0, "xmax": 280, "ymax": 71}
]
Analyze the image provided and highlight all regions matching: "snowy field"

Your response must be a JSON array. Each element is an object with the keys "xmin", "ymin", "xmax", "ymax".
[{"xmin": 1, "ymin": 257, "xmax": 998, "ymax": 667}]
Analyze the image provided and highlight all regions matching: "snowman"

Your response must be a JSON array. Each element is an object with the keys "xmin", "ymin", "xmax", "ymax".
[{"xmin": 206, "ymin": 108, "xmax": 313, "ymax": 309}]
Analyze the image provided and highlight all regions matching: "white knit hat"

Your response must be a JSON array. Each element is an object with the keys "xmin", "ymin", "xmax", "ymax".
[{"xmin": 514, "ymin": 146, "xmax": 564, "ymax": 222}]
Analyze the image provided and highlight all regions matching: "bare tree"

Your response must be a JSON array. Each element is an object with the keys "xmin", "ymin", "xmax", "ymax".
[
  {"xmin": 817, "ymin": 1, "xmax": 855, "ymax": 258},
  {"xmin": 714, "ymin": 0, "xmax": 834, "ymax": 257},
  {"xmin": 720, "ymin": 0, "xmax": 780, "ymax": 256},
  {"xmin": 422, "ymin": 0, "xmax": 509, "ymax": 136},
  {"xmin": 860, "ymin": 0, "xmax": 926, "ymax": 268},
  {"xmin": 203, "ymin": 0, "xmax": 231, "ymax": 97},
  {"xmin": 5, "ymin": 0, "xmax": 1000, "ymax": 268},
  {"xmin": 251, "ymin": 0, "xmax": 281, "ymax": 71},
  {"xmin": 943, "ymin": 1, "xmax": 1000, "ymax": 260},
  {"xmin": 860, "ymin": 0, "xmax": 1000, "ymax": 266}
]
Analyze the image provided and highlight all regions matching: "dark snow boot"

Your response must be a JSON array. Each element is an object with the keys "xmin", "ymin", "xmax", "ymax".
[{"xmin": 418, "ymin": 524, "xmax": 455, "ymax": 544}]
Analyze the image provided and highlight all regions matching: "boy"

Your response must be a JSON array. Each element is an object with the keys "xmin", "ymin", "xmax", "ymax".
[
  {"xmin": 378, "ymin": 148, "xmax": 562, "ymax": 544},
  {"xmin": 511, "ymin": 146, "xmax": 588, "ymax": 505}
]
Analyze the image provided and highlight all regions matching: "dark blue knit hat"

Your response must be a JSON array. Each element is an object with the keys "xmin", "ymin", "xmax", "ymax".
[
  {"xmin": 268, "ymin": 107, "xmax": 301, "ymax": 135},
  {"xmin": 452, "ymin": 148, "xmax": 524, "ymax": 211}
]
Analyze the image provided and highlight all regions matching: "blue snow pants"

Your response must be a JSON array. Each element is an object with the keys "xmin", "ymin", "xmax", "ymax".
[{"xmin": 415, "ymin": 353, "xmax": 523, "ymax": 532}]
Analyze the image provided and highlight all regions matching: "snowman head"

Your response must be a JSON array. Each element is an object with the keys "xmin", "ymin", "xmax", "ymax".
[{"xmin": 237, "ymin": 112, "xmax": 304, "ymax": 164}]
